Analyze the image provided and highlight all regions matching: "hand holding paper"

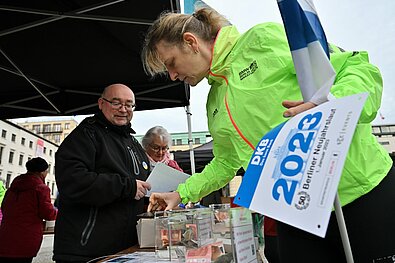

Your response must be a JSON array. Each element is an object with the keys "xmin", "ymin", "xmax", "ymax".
[
  {"xmin": 134, "ymin": 180, "xmax": 151, "ymax": 200},
  {"xmin": 145, "ymin": 162, "xmax": 190, "ymax": 196}
]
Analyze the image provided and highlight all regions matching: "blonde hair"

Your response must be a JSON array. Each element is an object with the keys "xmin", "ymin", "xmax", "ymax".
[{"xmin": 141, "ymin": 7, "xmax": 231, "ymax": 76}]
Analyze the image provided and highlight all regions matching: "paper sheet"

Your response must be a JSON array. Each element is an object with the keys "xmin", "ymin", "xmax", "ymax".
[{"xmin": 146, "ymin": 162, "xmax": 190, "ymax": 196}]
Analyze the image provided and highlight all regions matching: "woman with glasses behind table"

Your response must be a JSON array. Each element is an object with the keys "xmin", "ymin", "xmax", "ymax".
[{"xmin": 141, "ymin": 126, "xmax": 183, "ymax": 172}]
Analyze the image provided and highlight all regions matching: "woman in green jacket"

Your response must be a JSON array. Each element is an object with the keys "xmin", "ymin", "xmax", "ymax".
[{"xmin": 142, "ymin": 7, "xmax": 394, "ymax": 262}]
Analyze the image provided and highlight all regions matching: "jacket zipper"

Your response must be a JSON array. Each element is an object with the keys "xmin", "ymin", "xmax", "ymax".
[
  {"xmin": 127, "ymin": 146, "xmax": 140, "ymax": 175},
  {"xmin": 80, "ymin": 207, "xmax": 98, "ymax": 246}
]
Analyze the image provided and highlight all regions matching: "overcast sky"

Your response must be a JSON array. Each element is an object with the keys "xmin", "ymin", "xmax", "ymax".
[{"xmin": 13, "ymin": 0, "xmax": 395, "ymax": 135}]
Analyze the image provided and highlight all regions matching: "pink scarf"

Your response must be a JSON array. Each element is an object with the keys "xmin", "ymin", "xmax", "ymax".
[{"xmin": 147, "ymin": 151, "xmax": 171, "ymax": 171}]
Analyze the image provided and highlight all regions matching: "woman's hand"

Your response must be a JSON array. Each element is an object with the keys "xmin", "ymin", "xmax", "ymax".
[
  {"xmin": 147, "ymin": 192, "xmax": 182, "ymax": 211},
  {"xmin": 282, "ymin": 100, "xmax": 316, "ymax": 117}
]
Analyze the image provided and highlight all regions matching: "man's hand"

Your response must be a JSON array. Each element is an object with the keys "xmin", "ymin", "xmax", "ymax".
[
  {"xmin": 135, "ymin": 180, "xmax": 151, "ymax": 200},
  {"xmin": 282, "ymin": 100, "xmax": 316, "ymax": 117},
  {"xmin": 147, "ymin": 192, "xmax": 182, "ymax": 211}
]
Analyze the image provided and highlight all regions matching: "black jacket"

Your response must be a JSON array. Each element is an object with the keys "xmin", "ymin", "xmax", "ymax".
[{"xmin": 53, "ymin": 112, "xmax": 150, "ymax": 262}]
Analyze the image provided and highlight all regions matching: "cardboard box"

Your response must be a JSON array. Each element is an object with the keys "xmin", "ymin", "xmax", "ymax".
[{"xmin": 137, "ymin": 218, "xmax": 155, "ymax": 248}]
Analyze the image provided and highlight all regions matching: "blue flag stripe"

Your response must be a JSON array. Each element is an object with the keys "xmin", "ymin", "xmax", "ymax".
[{"xmin": 278, "ymin": 0, "xmax": 329, "ymax": 57}]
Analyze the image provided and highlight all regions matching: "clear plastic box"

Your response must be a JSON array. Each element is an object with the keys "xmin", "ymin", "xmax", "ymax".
[
  {"xmin": 154, "ymin": 208, "xmax": 214, "ymax": 261},
  {"xmin": 209, "ymin": 203, "xmax": 232, "ymax": 253},
  {"xmin": 210, "ymin": 205, "xmax": 259, "ymax": 263}
]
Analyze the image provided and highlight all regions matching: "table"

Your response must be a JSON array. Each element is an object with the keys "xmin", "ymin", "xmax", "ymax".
[{"xmin": 98, "ymin": 246, "xmax": 154, "ymax": 262}]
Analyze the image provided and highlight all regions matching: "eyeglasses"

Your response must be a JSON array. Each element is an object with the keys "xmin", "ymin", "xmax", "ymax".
[
  {"xmin": 101, "ymin": 97, "xmax": 136, "ymax": 111},
  {"xmin": 149, "ymin": 144, "xmax": 169, "ymax": 153}
]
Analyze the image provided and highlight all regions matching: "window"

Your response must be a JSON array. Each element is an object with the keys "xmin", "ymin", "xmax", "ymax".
[
  {"xmin": 194, "ymin": 138, "xmax": 201, "ymax": 144},
  {"xmin": 172, "ymin": 139, "xmax": 175, "ymax": 146},
  {"xmin": 21, "ymin": 137, "xmax": 26, "ymax": 146},
  {"xmin": 1, "ymin": 130, "xmax": 6, "ymax": 138},
  {"xmin": 49, "ymin": 149, "xmax": 53, "ymax": 156},
  {"xmin": 381, "ymin": 126, "xmax": 391, "ymax": 133},
  {"xmin": 51, "ymin": 182, "xmax": 55, "ymax": 196},
  {"xmin": 29, "ymin": 141, "xmax": 33, "ymax": 148},
  {"xmin": 65, "ymin": 123, "xmax": 70, "ymax": 129},
  {"xmin": 8, "ymin": 151, "xmax": 14, "ymax": 164},
  {"xmin": 43, "ymin": 147, "xmax": 47, "ymax": 154},
  {"xmin": 176, "ymin": 139, "xmax": 182, "ymax": 145},
  {"xmin": 32, "ymin": 125, "xmax": 40, "ymax": 133},
  {"xmin": 18, "ymin": 154, "xmax": 24, "ymax": 166},
  {"xmin": 53, "ymin": 134, "xmax": 61, "ymax": 144},
  {"xmin": 48, "ymin": 164, "xmax": 52, "ymax": 174},
  {"xmin": 6, "ymin": 173, "xmax": 11, "ymax": 188},
  {"xmin": 11, "ymin": 134, "xmax": 16, "ymax": 142},
  {"xmin": 0, "ymin": 145, "xmax": 3, "ymax": 164},
  {"xmin": 53, "ymin": 123, "xmax": 61, "ymax": 132},
  {"xmin": 372, "ymin": 127, "xmax": 381, "ymax": 134},
  {"xmin": 379, "ymin": 141, "xmax": 390, "ymax": 145},
  {"xmin": 43, "ymin": 124, "xmax": 51, "ymax": 132},
  {"xmin": 43, "ymin": 134, "xmax": 50, "ymax": 140}
]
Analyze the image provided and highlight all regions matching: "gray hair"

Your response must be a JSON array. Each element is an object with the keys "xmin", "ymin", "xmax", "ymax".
[{"xmin": 141, "ymin": 126, "xmax": 172, "ymax": 150}]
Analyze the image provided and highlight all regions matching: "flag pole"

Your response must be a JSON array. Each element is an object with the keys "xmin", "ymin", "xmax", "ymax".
[{"xmin": 334, "ymin": 193, "xmax": 354, "ymax": 262}]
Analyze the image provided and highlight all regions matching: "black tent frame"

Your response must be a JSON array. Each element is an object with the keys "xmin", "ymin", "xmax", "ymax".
[{"xmin": 0, "ymin": 0, "xmax": 189, "ymax": 119}]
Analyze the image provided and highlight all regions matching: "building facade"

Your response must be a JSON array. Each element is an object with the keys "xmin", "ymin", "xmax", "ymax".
[
  {"xmin": 372, "ymin": 124, "xmax": 395, "ymax": 156},
  {"xmin": 135, "ymin": 131, "xmax": 212, "ymax": 151},
  {"xmin": 17, "ymin": 118, "xmax": 78, "ymax": 145},
  {"xmin": 0, "ymin": 120, "xmax": 58, "ymax": 201}
]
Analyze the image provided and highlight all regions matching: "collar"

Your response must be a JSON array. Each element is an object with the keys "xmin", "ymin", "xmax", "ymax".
[
  {"xmin": 208, "ymin": 25, "xmax": 241, "ymax": 85},
  {"xmin": 94, "ymin": 111, "xmax": 135, "ymax": 137}
]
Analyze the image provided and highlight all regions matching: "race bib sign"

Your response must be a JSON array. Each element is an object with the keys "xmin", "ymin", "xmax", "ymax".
[{"xmin": 234, "ymin": 93, "xmax": 368, "ymax": 237}]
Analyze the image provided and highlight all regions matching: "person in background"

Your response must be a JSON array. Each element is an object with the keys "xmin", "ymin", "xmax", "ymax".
[
  {"xmin": 142, "ymin": 125, "xmax": 224, "ymax": 209},
  {"xmin": 141, "ymin": 125, "xmax": 183, "ymax": 172},
  {"xmin": 0, "ymin": 157, "xmax": 57, "ymax": 263},
  {"xmin": 141, "ymin": 6, "xmax": 394, "ymax": 262},
  {"xmin": 53, "ymin": 84, "xmax": 151, "ymax": 263},
  {"xmin": 0, "ymin": 179, "xmax": 6, "ymax": 225}
]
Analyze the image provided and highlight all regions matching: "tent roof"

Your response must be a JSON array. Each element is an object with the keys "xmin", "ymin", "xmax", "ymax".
[
  {"xmin": 173, "ymin": 140, "xmax": 245, "ymax": 176},
  {"xmin": 173, "ymin": 141, "xmax": 214, "ymax": 174},
  {"xmin": 193, "ymin": 140, "xmax": 213, "ymax": 151},
  {"xmin": 0, "ymin": 0, "xmax": 189, "ymax": 119}
]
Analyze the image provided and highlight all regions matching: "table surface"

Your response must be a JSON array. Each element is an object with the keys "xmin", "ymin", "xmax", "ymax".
[{"xmin": 98, "ymin": 246, "xmax": 154, "ymax": 262}]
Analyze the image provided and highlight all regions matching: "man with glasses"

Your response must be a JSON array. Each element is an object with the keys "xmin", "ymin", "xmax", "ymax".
[{"xmin": 53, "ymin": 83, "xmax": 151, "ymax": 263}]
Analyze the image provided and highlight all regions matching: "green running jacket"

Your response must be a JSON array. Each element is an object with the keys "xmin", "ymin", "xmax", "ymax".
[{"xmin": 176, "ymin": 23, "xmax": 392, "ymax": 206}]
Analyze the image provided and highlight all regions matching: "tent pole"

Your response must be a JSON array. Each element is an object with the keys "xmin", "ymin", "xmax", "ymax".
[{"xmin": 185, "ymin": 105, "xmax": 196, "ymax": 174}]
